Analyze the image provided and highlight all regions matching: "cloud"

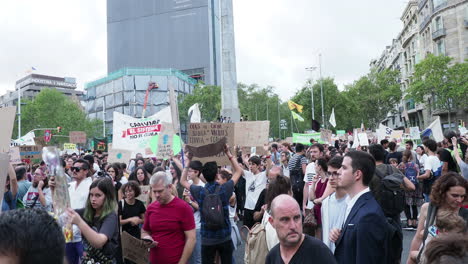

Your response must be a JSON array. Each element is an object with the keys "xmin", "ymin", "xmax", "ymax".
[{"xmin": 0, "ymin": 0, "xmax": 407, "ymax": 102}]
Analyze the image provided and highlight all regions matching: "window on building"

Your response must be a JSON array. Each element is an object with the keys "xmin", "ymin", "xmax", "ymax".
[
  {"xmin": 436, "ymin": 39, "xmax": 445, "ymax": 55},
  {"xmin": 434, "ymin": 16, "xmax": 443, "ymax": 31}
]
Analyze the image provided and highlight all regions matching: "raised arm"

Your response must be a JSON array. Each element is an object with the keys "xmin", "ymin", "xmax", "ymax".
[
  {"xmin": 225, "ymin": 145, "xmax": 243, "ymax": 185},
  {"xmin": 8, "ymin": 163, "xmax": 18, "ymax": 198},
  {"xmin": 451, "ymin": 137, "xmax": 463, "ymax": 165},
  {"xmin": 180, "ymin": 152, "xmax": 192, "ymax": 190}
]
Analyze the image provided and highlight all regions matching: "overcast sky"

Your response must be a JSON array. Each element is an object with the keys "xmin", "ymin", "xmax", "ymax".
[{"xmin": 0, "ymin": 0, "xmax": 408, "ymax": 101}]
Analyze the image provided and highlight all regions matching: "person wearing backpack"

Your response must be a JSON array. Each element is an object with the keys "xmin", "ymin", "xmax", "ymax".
[
  {"xmin": 180, "ymin": 145, "xmax": 243, "ymax": 264},
  {"xmin": 368, "ymin": 144, "xmax": 415, "ymax": 264},
  {"xmin": 417, "ymin": 139, "xmax": 443, "ymax": 202},
  {"xmin": 398, "ymin": 150, "xmax": 424, "ymax": 230}
]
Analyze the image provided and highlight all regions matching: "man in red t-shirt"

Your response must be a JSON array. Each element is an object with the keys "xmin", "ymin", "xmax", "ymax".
[{"xmin": 142, "ymin": 171, "xmax": 196, "ymax": 264}]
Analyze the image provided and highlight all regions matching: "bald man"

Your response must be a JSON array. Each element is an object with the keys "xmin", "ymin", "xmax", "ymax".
[{"xmin": 266, "ymin": 194, "xmax": 336, "ymax": 264}]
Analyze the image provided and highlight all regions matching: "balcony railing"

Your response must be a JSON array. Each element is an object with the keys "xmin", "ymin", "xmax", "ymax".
[{"xmin": 432, "ymin": 28, "xmax": 446, "ymax": 40}]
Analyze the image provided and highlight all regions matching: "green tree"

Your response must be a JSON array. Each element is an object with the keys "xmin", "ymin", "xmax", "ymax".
[
  {"xmin": 406, "ymin": 54, "xmax": 468, "ymax": 127},
  {"xmin": 13, "ymin": 88, "xmax": 103, "ymax": 146},
  {"xmin": 343, "ymin": 68, "xmax": 401, "ymax": 129},
  {"xmin": 178, "ymin": 84, "xmax": 222, "ymax": 124}
]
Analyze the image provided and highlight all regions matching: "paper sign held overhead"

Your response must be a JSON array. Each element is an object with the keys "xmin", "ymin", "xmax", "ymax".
[
  {"xmin": 0, "ymin": 153, "xmax": 10, "ymax": 210},
  {"xmin": 409, "ymin": 127, "xmax": 420, "ymax": 140},
  {"xmin": 108, "ymin": 148, "xmax": 132, "ymax": 164},
  {"xmin": 0, "ymin": 107, "xmax": 16, "ymax": 153},
  {"xmin": 357, "ymin": 133, "xmax": 369, "ymax": 146},
  {"xmin": 69, "ymin": 131, "xmax": 87, "ymax": 144},
  {"xmin": 9, "ymin": 147, "xmax": 21, "ymax": 164},
  {"xmin": 233, "ymin": 121, "xmax": 270, "ymax": 148}
]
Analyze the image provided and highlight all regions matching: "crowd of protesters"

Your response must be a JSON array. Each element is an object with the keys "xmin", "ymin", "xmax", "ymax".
[{"xmin": 1, "ymin": 128, "xmax": 467, "ymax": 264}]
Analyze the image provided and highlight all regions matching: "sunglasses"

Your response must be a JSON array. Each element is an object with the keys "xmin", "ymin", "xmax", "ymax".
[{"xmin": 71, "ymin": 167, "xmax": 87, "ymax": 172}]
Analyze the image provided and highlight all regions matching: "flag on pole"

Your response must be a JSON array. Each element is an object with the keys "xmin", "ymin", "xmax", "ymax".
[
  {"xmin": 288, "ymin": 100, "xmax": 304, "ymax": 113},
  {"xmin": 421, "ymin": 116, "xmax": 444, "ymax": 142},
  {"xmin": 329, "ymin": 108, "xmax": 336, "ymax": 127},
  {"xmin": 188, "ymin": 103, "xmax": 201, "ymax": 123},
  {"xmin": 361, "ymin": 122, "xmax": 365, "ymax": 131},
  {"xmin": 291, "ymin": 111, "xmax": 304, "ymax": 122}
]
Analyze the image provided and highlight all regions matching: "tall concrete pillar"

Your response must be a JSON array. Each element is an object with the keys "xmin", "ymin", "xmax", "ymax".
[{"xmin": 220, "ymin": 0, "xmax": 241, "ymax": 122}]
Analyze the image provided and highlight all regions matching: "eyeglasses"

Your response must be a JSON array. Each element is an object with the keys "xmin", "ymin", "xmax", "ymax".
[
  {"xmin": 327, "ymin": 172, "xmax": 340, "ymax": 178},
  {"xmin": 71, "ymin": 167, "xmax": 86, "ymax": 172}
]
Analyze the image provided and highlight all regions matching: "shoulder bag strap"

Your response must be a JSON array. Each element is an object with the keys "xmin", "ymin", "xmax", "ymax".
[{"xmin": 417, "ymin": 203, "xmax": 438, "ymax": 262}]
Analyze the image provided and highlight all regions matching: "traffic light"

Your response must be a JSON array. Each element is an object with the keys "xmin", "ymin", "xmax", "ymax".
[{"xmin": 57, "ymin": 126, "xmax": 62, "ymax": 133}]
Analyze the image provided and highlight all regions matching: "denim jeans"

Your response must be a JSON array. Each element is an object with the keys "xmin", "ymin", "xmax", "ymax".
[
  {"xmin": 65, "ymin": 241, "xmax": 83, "ymax": 264},
  {"xmin": 202, "ymin": 240, "xmax": 233, "ymax": 264},
  {"xmin": 189, "ymin": 229, "xmax": 202, "ymax": 264}
]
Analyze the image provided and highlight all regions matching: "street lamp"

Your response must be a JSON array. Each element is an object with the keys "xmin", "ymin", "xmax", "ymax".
[{"xmin": 305, "ymin": 66, "xmax": 317, "ymax": 123}]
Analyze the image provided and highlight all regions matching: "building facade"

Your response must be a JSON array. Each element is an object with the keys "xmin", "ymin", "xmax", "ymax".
[
  {"xmin": 107, "ymin": 0, "xmax": 222, "ymax": 85},
  {"xmin": 0, "ymin": 74, "xmax": 82, "ymax": 108},
  {"xmin": 84, "ymin": 68, "xmax": 196, "ymax": 136},
  {"xmin": 372, "ymin": 0, "xmax": 468, "ymax": 130}
]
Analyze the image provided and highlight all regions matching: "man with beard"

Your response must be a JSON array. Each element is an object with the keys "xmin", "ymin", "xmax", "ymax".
[{"xmin": 266, "ymin": 195, "xmax": 336, "ymax": 264}]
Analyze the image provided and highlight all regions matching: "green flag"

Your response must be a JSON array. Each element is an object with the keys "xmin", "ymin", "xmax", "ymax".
[{"xmin": 291, "ymin": 111, "xmax": 304, "ymax": 122}]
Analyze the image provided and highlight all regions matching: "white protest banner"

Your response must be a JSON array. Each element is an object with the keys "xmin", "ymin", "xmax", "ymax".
[
  {"xmin": 12, "ymin": 131, "xmax": 36, "ymax": 146},
  {"xmin": 410, "ymin": 127, "xmax": 420, "ymax": 140},
  {"xmin": 357, "ymin": 133, "xmax": 369, "ymax": 146},
  {"xmin": 0, "ymin": 107, "xmax": 16, "ymax": 152},
  {"xmin": 112, "ymin": 107, "xmax": 173, "ymax": 157},
  {"xmin": 460, "ymin": 127, "xmax": 467, "ymax": 136},
  {"xmin": 351, "ymin": 129, "xmax": 359, "ymax": 148},
  {"xmin": 121, "ymin": 231, "xmax": 150, "ymax": 264},
  {"xmin": 9, "ymin": 147, "xmax": 21, "ymax": 164},
  {"xmin": 0, "ymin": 153, "xmax": 9, "ymax": 210}
]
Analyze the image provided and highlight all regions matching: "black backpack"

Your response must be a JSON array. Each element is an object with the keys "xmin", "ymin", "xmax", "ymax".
[
  {"xmin": 372, "ymin": 165, "xmax": 406, "ymax": 217},
  {"xmin": 202, "ymin": 185, "xmax": 226, "ymax": 230}
]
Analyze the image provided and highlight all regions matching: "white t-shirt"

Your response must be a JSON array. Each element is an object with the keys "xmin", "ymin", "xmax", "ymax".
[
  {"xmin": 418, "ymin": 154, "xmax": 428, "ymax": 170},
  {"xmin": 321, "ymin": 192, "xmax": 348, "ymax": 253},
  {"xmin": 243, "ymin": 170, "xmax": 267, "ymax": 210},
  {"xmin": 303, "ymin": 162, "xmax": 316, "ymax": 209},
  {"xmin": 23, "ymin": 186, "xmax": 53, "ymax": 212},
  {"xmin": 424, "ymin": 155, "xmax": 442, "ymax": 173},
  {"xmin": 282, "ymin": 164, "xmax": 290, "ymax": 178},
  {"xmin": 69, "ymin": 177, "xmax": 93, "ymax": 243}
]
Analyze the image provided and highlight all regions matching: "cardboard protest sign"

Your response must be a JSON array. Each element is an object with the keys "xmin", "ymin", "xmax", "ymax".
[
  {"xmin": 187, "ymin": 123, "xmax": 235, "ymax": 165},
  {"xmin": 136, "ymin": 185, "xmax": 151, "ymax": 207},
  {"xmin": 69, "ymin": 131, "xmax": 87, "ymax": 144},
  {"xmin": 233, "ymin": 121, "xmax": 270, "ymax": 147},
  {"xmin": 357, "ymin": 133, "xmax": 369, "ymax": 146},
  {"xmin": 320, "ymin": 129, "xmax": 333, "ymax": 144},
  {"xmin": 9, "ymin": 147, "xmax": 21, "ymax": 164},
  {"xmin": 121, "ymin": 231, "xmax": 150, "ymax": 264},
  {"xmin": 148, "ymin": 134, "xmax": 182, "ymax": 159},
  {"xmin": 0, "ymin": 107, "xmax": 16, "ymax": 153},
  {"xmin": 152, "ymin": 123, "xmax": 175, "ymax": 160},
  {"xmin": 186, "ymin": 137, "xmax": 227, "ymax": 158},
  {"xmin": 410, "ymin": 127, "xmax": 420, "ymax": 140},
  {"xmin": 241, "ymin": 146, "xmax": 268, "ymax": 156},
  {"xmin": 390, "ymin": 130, "xmax": 403, "ymax": 140},
  {"xmin": 0, "ymin": 153, "xmax": 9, "ymax": 211},
  {"xmin": 19, "ymin": 145, "xmax": 42, "ymax": 161},
  {"xmin": 113, "ymin": 110, "xmax": 173, "ymax": 157},
  {"xmin": 108, "ymin": 148, "xmax": 132, "ymax": 164},
  {"xmin": 292, "ymin": 133, "xmax": 321, "ymax": 145}
]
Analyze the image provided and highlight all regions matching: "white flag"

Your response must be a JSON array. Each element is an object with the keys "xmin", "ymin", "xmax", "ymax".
[
  {"xmin": 329, "ymin": 108, "xmax": 336, "ymax": 127},
  {"xmin": 188, "ymin": 103, "xmax": 201, "ymax": 123},
  {"xmin": 421, "ymin": 117, "xmax": 444, "ymax": 142}
]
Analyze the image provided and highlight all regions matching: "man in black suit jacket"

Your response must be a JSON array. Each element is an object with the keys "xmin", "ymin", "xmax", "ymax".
[{"xmin": 330, "ymin": 151, "xmax": 388, "ymax": 264}]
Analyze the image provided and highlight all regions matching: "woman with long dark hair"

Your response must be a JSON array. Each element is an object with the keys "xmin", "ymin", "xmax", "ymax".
[
  {"xmin": 67, "ymin": 178, "xmax": 120, "ymax": 264},
  {"xmin": 128, "ymin": 166, "xmax": 150, "ymax": 186}
]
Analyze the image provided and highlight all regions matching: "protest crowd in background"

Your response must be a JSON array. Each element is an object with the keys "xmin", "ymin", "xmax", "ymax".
[{"xmin": 1, "ymin": 110, "xmax": 468, "ymax": 264}]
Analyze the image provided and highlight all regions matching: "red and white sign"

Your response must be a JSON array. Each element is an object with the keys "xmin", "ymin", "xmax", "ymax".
[
  {"xmin": 112, "ymin": 108, "xmax": 173, "ymax": 157},
  {"xmin": 44, "ymin": 130, "xmax": 52, "ymax": 143}
]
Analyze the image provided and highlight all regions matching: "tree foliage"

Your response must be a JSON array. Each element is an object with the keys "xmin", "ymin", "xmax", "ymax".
[
  {"xmin": 406, "ymin": 54, "xmax": 468, "ymax": 125},
  {"xmin": 13, "ymin": 88, "xmax": 103, "ymax": 145},
  {"xmin": 178, "ymin": 84, "xmax": 222, "ymax": 124}
]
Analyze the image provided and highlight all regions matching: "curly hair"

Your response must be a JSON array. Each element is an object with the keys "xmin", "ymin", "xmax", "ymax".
[
  {"xmin": 425, "ymin": 233, "xmax": 468, "ymax": 264},
  {"xmin": 430, "ymin": 172, "xmax": 468, "ymax": 207},
  {"xmin": 122, "ymin": 180, "xmax": 142, "ymax": 197},
  {"xmin": 266, "ymin": 176, "xmax": 292, "ymax": 211}
]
